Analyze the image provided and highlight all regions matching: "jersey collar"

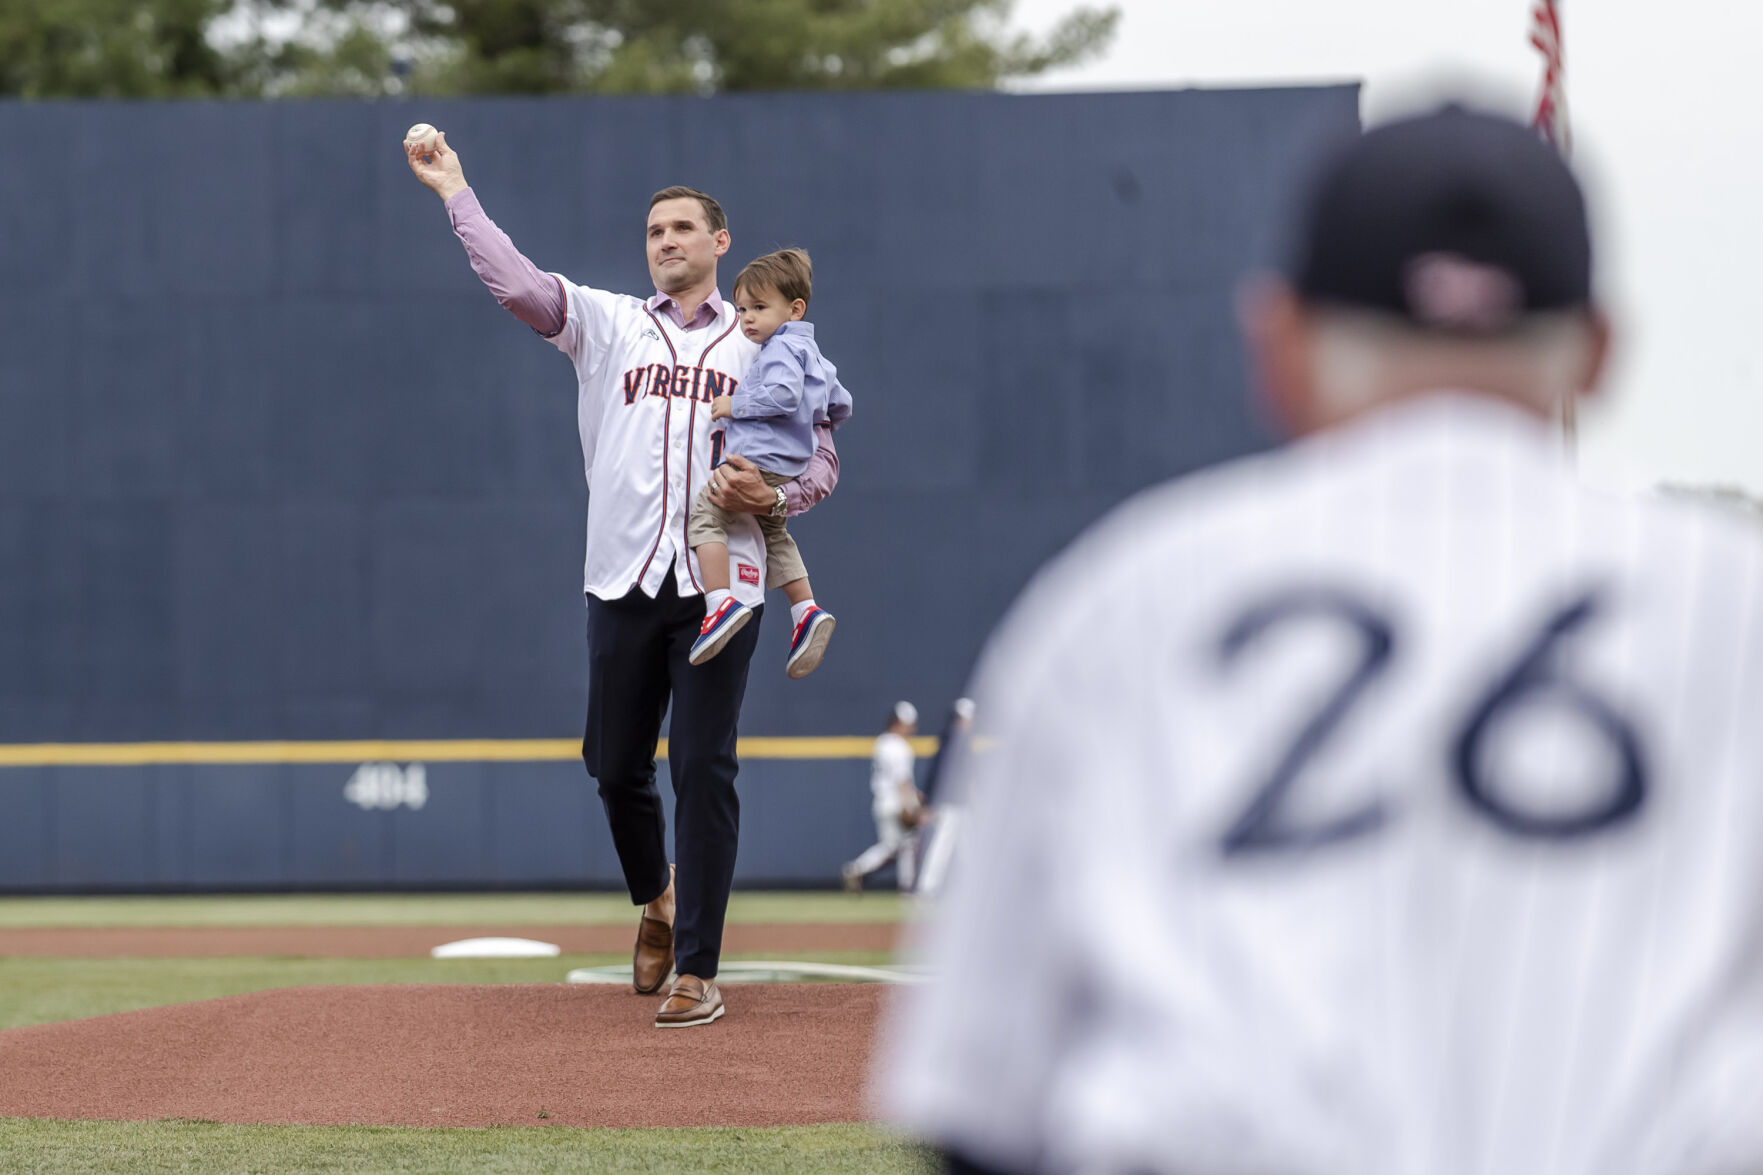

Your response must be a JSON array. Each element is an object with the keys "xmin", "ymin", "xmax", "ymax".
[{"xmin": 646, "ymin": 287, "xmax": 728, "ymax": 331}]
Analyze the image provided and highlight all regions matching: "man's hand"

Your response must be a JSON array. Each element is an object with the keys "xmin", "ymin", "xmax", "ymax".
[
  {"xmin": 405, "ymin": 130, "xmax": 468, "ymax": 203},
  {"xmin": 707, "ymin": 454, "xmax": 776, "ymax": 514},
  {"xmin": 898, "ymin": 782, "xmax": 926, "ymax": 829},
  {"xmin": 711, "ymin": 394, "xmax": 733, "ymax": 420}
]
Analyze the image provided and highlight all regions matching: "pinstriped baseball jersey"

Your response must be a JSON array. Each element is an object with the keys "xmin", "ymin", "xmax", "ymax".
[
  {"xmin": 878, "ymin": 392, "xmax": 1763, "ymax": 1175},
  {"xmin": 548, "ymin": 276, "xmax": 764, "ymax": 605}
]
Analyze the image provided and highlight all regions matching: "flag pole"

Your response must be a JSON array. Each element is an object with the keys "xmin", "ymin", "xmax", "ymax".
[{"xmin": 1530, "ymin": 0, "xmax": 1576, "ymax": 457}]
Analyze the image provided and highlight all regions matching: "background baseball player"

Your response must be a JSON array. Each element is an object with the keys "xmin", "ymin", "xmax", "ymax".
[
  {"xmin": 876, "ymin": 106, "xmax": 1763, "ymax": 1173},
  {"xmin": 842, "ymin": 701, "xmax": 922, "ymax": 893},
  {"xmin": 405, "ymin": 130, "xmax": 840, "ymax": 1028},
  {"xmin": 914, "ymin": 696, "xmax": 975, "ymax": 898}
]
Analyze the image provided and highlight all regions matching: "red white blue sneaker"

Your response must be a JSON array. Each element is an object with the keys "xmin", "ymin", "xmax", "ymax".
[
  {"xmin": 690, "ymin": 598, "xmax": 754, "ymax": 666},
  {"xmin": 785, "ymin": 606, "xmax": 836, "ymax": 679}
]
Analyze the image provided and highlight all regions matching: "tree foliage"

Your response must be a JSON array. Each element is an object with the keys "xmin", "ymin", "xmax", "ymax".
[
  {"xmin": 0, "ymin": 0, "xmax": 239, "ymax": 97},
  {"xmin": 0, "ymin": 0, "xmax": 1119, "ymax": 99}
]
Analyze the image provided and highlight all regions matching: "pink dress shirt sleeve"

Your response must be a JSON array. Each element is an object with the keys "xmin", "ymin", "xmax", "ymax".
[
  {"xmin": 783, "ymin": 424, "xmax": 840, "ymax": 517},
  {"xmin": 445, "ymin": 187, "xmax": 567, "ymax": 338}
]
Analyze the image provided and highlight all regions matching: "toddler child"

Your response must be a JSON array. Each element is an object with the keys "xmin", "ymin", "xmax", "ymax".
[{"xmin": 688, "ymin": 247, "xmax": 852, "ymax": 678}]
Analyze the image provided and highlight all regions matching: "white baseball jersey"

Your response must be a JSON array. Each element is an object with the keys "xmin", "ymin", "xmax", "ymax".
[
  {"xmin": 548, "ymin": 278, "xmax": 766, "ymax": 605},
  {"xmin": 871, "ymin": 731, "xmax": 917, "ymax": 815},
  {"xmin": 878, "ymin": 392, "xmax": 1763, "ymax": 1175}
]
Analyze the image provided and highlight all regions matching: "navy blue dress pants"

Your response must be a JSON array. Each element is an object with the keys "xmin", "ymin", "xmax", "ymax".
[{"xmin": 582, "ymin": 566, "xmax": 760, "ymax": 980}]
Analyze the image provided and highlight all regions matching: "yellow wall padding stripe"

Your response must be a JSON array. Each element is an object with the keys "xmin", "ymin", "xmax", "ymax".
[{"xmin": 0, "ymin": 736, "xmax": 941, "ymax": 768}]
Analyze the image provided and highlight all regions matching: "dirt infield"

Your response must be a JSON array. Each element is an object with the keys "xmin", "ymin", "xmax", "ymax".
[
  {"xmin": 0, "ymin": 922, "xmax": 897, "ymax": 957},
  {"xmin": 0, "ymin": 983, "xmax": 888, "ymax": 1127}
]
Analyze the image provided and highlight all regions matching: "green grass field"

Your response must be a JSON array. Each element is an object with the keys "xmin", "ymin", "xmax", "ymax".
[
  {"xmin": 0, "ymin": 951, "xmax": 899, "ymax": 1031},
  {"xmin": 0, "ymin": 892, "xmax": 927, "ymax": 1174},
  {"xmin": 0, "ymin": 1119, "xmax": 935, "ymax": 1174}
]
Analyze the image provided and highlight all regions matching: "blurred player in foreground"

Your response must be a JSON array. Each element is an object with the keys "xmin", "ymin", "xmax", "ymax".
[{"xmin": 876, "ymin": 106, "xmax": 1763, "ymax": 1174}]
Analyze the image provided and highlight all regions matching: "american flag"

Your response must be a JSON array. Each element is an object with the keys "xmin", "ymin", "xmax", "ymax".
[{"xmin": 1530, "ymin": 0, "xmax": 1570, "ymax": 156}]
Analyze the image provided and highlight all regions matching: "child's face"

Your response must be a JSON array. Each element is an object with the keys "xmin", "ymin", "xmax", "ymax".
[{"xmin": 733, "ymin": 283, "xmax": 806, "ymax": 343}]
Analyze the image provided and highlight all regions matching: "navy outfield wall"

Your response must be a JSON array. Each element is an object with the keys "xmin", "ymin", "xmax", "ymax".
[
  {"xmin": 0, "ymin": 747, "xmax": 899, "ymax": 890},
  {"xmin": 0, "ymin": 87, "xmax": 1360, "ymax": 890}
]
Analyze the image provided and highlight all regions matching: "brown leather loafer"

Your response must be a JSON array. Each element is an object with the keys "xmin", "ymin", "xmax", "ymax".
[
  {"xmin": 631, "ymin": 866, "xmax": 675, "ymax": 995},
  {"xmin": 654, "ymin": 974, "xmax": 724, "ymax": 1028},
  {"xmin": 632, "ymin": 912, "xmax": 674, "ymax": 994}
]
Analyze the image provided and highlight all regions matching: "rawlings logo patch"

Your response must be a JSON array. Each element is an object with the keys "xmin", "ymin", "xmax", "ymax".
[{"xmin": 738, "ymin": 564, "xmax": 760, "ymax": 586}]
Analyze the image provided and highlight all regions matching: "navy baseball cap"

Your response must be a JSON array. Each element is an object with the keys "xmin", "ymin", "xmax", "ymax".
[{"xmin": 1290, "ymin": 105, "xmax": 1592, "ymax": 333}]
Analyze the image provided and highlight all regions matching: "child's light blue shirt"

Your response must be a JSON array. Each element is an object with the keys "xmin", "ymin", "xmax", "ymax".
[{"xmin": 725, "ymin": 321, "xmax": 853, "ymax": 478}]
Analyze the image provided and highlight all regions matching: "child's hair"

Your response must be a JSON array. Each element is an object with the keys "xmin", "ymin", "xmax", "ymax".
[{"xmin": 734, "ymin": 248, "xmax": 813, "ymax": 308}]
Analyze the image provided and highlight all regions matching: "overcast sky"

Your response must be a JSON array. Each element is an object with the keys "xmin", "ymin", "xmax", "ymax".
[{"xmin": 1011, "ymin": 0, "xmax": 1763, "ymax": 495}]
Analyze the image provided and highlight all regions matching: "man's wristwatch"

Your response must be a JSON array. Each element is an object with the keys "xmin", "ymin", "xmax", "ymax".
[{"xmin": 770, "ymin": 486, "xmax": 789, "ymax": 518}]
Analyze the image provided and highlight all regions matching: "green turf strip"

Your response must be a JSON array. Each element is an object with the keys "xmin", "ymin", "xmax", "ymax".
[
  {"xmin": 0, "ymin": 1118, "xmax": 936, "ymax": 1174},
  {"xmin": 0, "ymin": 891, "xmax": 907, "ymax": 929},
  {"xmin": 0, "ymin": 953, "xmax": 900, "ymax": 1031}
]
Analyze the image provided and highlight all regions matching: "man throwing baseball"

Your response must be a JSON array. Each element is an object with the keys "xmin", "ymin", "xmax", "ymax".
[{"xmin": 405, "ymin": 129, "xmax": 840, "ymax": 1028}]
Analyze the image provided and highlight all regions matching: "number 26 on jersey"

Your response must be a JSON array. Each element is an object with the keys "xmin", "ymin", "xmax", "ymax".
[{"xmin": 1214, "ymin": 586, "xmax": 1647, "ymax": 858}]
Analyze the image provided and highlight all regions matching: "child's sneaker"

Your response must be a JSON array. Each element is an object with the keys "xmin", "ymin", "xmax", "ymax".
[
  {"xmin": 690, "ymin": 598, "xmax": 754, "ymax": 666},
  {"xmin": 785, "ymin": 606, "xmax": 836, "ymax": 678}
]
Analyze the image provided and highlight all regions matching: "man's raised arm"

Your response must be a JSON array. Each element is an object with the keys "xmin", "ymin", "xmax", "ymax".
[{"xmin": 404, "ymin": 132, "xmax": 566, "ymax": 338}]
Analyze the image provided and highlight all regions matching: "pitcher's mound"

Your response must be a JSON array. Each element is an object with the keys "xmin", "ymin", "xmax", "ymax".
[{"xmin": 0, "ymin": 984, "xmax": 886, "ymax": 1128}]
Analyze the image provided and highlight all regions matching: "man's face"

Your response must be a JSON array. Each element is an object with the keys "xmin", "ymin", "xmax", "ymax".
[{"xmin": 646, "ymin": 197, "xmax": 729, "ymax": 295}]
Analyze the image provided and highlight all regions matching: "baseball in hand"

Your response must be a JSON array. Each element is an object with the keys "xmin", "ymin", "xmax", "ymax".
[{"xmin": 405, "ymin": 123, "xmax": 439, "ymax": 154}]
